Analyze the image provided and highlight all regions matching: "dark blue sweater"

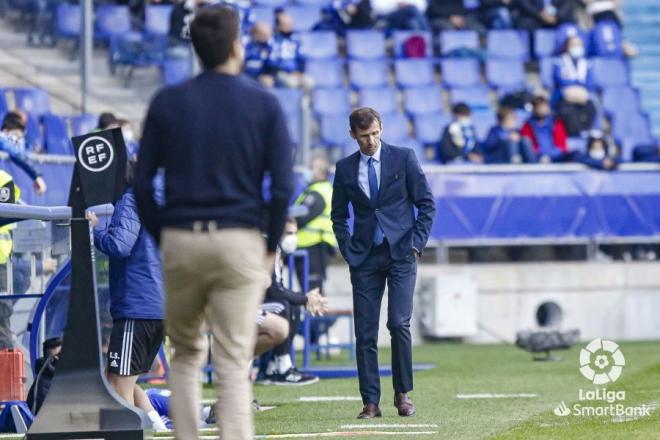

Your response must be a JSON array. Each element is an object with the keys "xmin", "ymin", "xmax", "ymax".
[{"xmin": 135, "ymin": 72, "xmax": 294, "ymax": 251}]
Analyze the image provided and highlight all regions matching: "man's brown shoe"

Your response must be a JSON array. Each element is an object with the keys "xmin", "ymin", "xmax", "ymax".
[
  {"xmin": 357, "ymin": 403, "xmax": 382, "ymax": 419},
  {"xmin": 394, "ymin": 393, "xmax": 416, "ymax": 416}
]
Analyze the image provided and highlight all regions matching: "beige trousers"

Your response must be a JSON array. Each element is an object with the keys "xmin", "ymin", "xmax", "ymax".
[{"xmin": 161, "ymin": 227, "xmax": 269, "ymax": 440}]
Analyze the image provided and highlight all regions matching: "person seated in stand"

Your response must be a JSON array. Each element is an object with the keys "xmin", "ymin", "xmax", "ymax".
[
  {"xmin": 244, "ymin": 22, "xmax": 274, "ymax": 86},
  {"xmin": 514, "ymin": 0, "xmax": 577, "ymax": 31},
  {"xmin": 258, "ymin": 217, "xmax": 329, "ymax": 386},
  {"xmin": 266, "ymin": 13, "xmax": 310, "ymax": 89},
  {"xmin": 479, "ymin": 0, "xmax": 514, "ymax": 29},
  {"xmin": 0, "ymin": 112, "xmax": 47, "ymax": 195},
  {"xmin": 520, "ymin": 95, "xmax": 569, "ymax": 162},
  {"xmin": 438, "ymin": 103, "xmax": 484, "ymax": 164},
  {"xmin": 314, "ymin": 0, "xmax": 374, "ymax": 35},
  {"xmin": 632, "ymin": 143, "xmax": 660, "ymax": 163},
  {"xmin": 427, "ymin": 0, "xmax": 483, "ymax": 32},
  {"xmin": 482, "ymin": 107, "xmax": 536, "ymax": 163},
  {"xmin": 576, "ymin": 131, "xmax": 619, "ymax": 170},
  {"xmin": 371, "ymin": 0, "xmax": 430, "ymax": 31},
  {"xmin": 552, "ymin": 35, "xmax": 598, "ymax": 137}
]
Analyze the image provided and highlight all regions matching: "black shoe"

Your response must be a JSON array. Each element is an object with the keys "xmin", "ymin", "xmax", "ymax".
[{"xmin": 267, "ymin": 368, "xmax": 319, "ymax": 386}]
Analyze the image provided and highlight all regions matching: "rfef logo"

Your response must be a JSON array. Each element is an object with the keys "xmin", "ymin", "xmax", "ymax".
[{"xmin": 78, "ymin": 136, "xmax": 114, "ymax": 173}]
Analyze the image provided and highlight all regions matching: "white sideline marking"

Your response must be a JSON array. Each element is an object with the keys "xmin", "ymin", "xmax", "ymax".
[
  {"xmin": 456, "ymin": 393, "xmax": 538, "ymax": 399},
  {"xmin": 157, "ymin": 432, "xmax": 439, "ymax": 440},
  {"xmin": 299, "ymin": 396, "xmax": 362, "ymax": 402},
  {"xmin": 341, "ymin": 423, "xmax": 439, "ymax": 429}
]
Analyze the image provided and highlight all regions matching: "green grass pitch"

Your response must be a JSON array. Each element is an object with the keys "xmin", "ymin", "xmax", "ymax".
[{"xmin": 4, "ymin": 341, "xmax": 658, "ymax": 439}]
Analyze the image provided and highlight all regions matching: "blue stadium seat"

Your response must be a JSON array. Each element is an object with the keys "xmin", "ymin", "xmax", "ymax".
[
  {"xmin": 539, "ymin": 56, "xmax": 554, "ymax": 89},
  {"xmin": 592, "ymin": 57, "xmax": 629, "ymax": 89},
  {"xmin": 589, "ymin": 20, "xmax": 623, "ymax": 58},
  {"xmin": 413, "ymin": 113, "xmax": 451, "ymax": 144},
  {"xmin": 471, "ymin": 109, "xmax": 496, "ymax": 141},
  {"xmin": 358, "ymin": 87, "xmax": 398, "ymax": 115},
  {"xmin": 392, "ymin": 31, "xmax": 433, "ymax": 58},
  {"xmin": 487, "ymin": 30, "xmax": 529, "ymax": 60},
  {"xmin": 299, "ymin": 31, "xmax": 338, "ymax": 59},
  {"xmin": 403, "ymin": 85, "xmax": 444, "ymax": 115},
  {"xmin": 320, "ymin": 114, "xmax": 352, "ymax": 145},
  {"xmin": 55, "ymin": 4, "xmax": 80, "ymax": 39},
  {"xmin": 286, "ymin": 113, "xmax": 302, "ymax": 145},
  {"xmin": 248, "ymin": 6, "xmax": 275, "ymax": 25},
  {"xmin": 109, "ymin": 33, "xmax": 168, "ymax": 83},
  {"xmin": 95, "ymin": 5, "xmax": 132, "ymax": 42},
  {"xmin": 70, "ymin": 114, "xmax": 97, "ymax": 136},
  {"xmin": 283, "ymin": 6, "xmax": 322, "ymax": 32},
  {"xmin": 534, "ymin": 29, "xmax": 557, "ymax": 58},
  {"xmin": 439, "ymin": 30, "xmax": 479, "ymax": 55},
  {"xmin": 486, "ymin": 59, "xmax": 525, "ymax": 89},
  {"xmin": 346, "ymin": 30, "xmax": 386, "ymax": 59},
  {"xmin": 441, "ymin": 59, "xmax": 481, "ymax": 88},
  {"xmin": 381, "ymin": 112, "xmax": 410, "ymax": 143},
  {"xmin": 144, "ymin": 4, "xmax": 173, "ymax": 36},
  {"xmin": 305, "ymin": 59, "xmax": 344, "ymax": 87},
  {"xmin": 312, "ymin": 87, "xmax": 350, "ymax": 115},
  {"xmin": 611, "ymin": 112, "xmax": 654, "ymax": 160},
  {"xmin": 14, "ymin": 88, "xmax": 50, "ymax": 118},
  {"xmin": 296, "ymin": 0, "xmax": 332, "ymax": 6},
  {"xmin": 449, "ymin": 86, "xmax": 491, "ymax": 109},
  {"xmin": 394, "ymin": 59, "xmax": 435, "ymax": 88},
  {"xmin": 349, "ymin": 59, "xmax": 389, "ymax": 88},
  {"xmin": 43, "ymin": 115, "xmax": 73, "ymax": 155},
  {"xmin": 0, "ymin": 89, "xmax": 8, "ymax": 116},
  {"xmin": 25, "ymin": 115, "xmax": 44, "ymax": 152},
  {"xmin": 601, "ymin": 86, "xmax": 639, "ymax": 117},
  {"xmin": 254, "ymin": 0, "xmax": 288, "ymax": 6},
  {"xmin": 162, "ymin": 58, "xmax": 193, "ymax": 85},
  {"xmin": 272, "ymin": 88, "xmax": 304, "ymax": 116}
]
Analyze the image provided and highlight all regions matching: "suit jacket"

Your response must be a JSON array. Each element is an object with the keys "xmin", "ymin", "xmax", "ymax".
[{"xmin": 331, "ymin": 142, "xmax": 436, "ymax": 267}]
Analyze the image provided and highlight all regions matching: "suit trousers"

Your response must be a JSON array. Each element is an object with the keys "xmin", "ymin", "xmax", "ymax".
[
  {"xmin": 161, "ymin": 228, "xmax": 269, "ymax": 440},
  {"xmin": 349, "ymin": 241, "xmax": 417, "ymax": 405}
]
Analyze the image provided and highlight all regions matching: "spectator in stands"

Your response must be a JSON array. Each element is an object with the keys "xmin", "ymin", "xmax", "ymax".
[
  {"xmin": 514, "ymin": 0, "xmax": 577, "ymax": 31},
  {"xmin": 320, "ymin": 0, "xmax": 374, "ymax": 34},
  {"xmin": 169, "ymin": 0, "xmax": 202, "ymax": 44},
  {"xmin": 26, "ymin": 337, "xmax": 62, "ymax": 415},
  {"xmin": 267, "ymin": 13, "xmax": 310, "ymax": 89},
  {"xmin": 576, "ymin": 131, "xmax": 619, "ymax": 170},
  {"xmin": 244, "ymin": 22, "xmax": 274, "ymax": 86},
  {"xmin": 479, "ymin": 0, "xmax": 514, "ymax": 29},
  {"xmin": 371, "ymin": 0, "xmax": 430, "ymax": 31},
  {"xmin": 427, "ymin": 0, "xmax": 483, "ymax": 32},
  {"xmin": 88, "ymin": 158, "xmax": 167, "ymax": 432},
  {"xmin": 439, "ymin": 103, "xmax": 484, "ymax": 164},
  {"xmin": 632, "ymin": 143, "xmax": 660, "ymax": 163},
  {"xmin": 483, "ymin": 107, "xmax": 536, "ymax": 163},
  {"xmin": 552, "ymin": 35, "xmax": 597, "ymax": 136},
  {"xmin": 520, "ymin": 95, "xmax": 568, "ymax": 162},
  {"xmin": 96, "ymin": 112, "xmax": 119, "ymax": 130},
  {"xmin": 117, "ymin": 119, "xmax": 140, "ymax": 159},
  {"xmin": 0, "ymin": 112, "xmax": 47, "ymax": 194},
  {"xmin": 259, "ymin": 217, "xmax": 328, "ymax": 386},
  {"xmin": 581, "ymin": 0, "xmax": 621, "ymax": 26}
]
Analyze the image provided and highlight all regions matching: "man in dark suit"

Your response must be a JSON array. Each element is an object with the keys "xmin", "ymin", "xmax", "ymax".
[{"xmin": 331, "ymin": 107, "xmax": 435, "ymax": 419}]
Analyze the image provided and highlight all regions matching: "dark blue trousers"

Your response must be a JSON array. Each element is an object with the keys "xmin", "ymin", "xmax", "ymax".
[{"xmin": 349, "ymin": 242, "xmax": 416, "ymax": 405}]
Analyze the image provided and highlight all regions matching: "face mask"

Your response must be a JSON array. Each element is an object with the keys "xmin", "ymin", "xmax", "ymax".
[
  {"xmin": 300, "ymin": 169, "xmax": 313, "ymax": 184},
  {"xmin": 123, "ymin": 129, "xmax": 135, "ymax": 144},
  {"xmin": 280, "ymin": 235, "xmax": 297, "ymax": 254},
  {"xmin": 568, "ymin": 45, "xmax": 584, "ymax": 59},
  {"xmin": 459, "ymin": 117, "xmax": 471, "ymax": 127},
  {"xmin": 589, "ymin": 149, "xmax": 606, "ymax": 160}
]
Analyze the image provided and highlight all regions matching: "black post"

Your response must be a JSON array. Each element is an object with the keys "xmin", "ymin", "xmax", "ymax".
[{"xmin": 27, "ymin": 130, "xmax": 150, "ymax": 439}]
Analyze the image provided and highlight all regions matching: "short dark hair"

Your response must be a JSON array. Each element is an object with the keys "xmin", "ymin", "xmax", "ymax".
[
  {"xmin": 452, "ymin": 103, "xmax": 471, "ymax": 116},
  {"xmin": 496, "ymin": 106, "xmax": 514, "ymax": 123},
  {"xmin": 97, "ymin": 112, "xmax": 118, "ymax": 130},
  {"xmin": 1, "ymin": 112, "xmax": 26, "ymax": 132},
  {"xmin": 349, "ymin": 107, "xmax": 382, "ymax": 133},
  {"xmin": 190, "ymin": 6, "xmax": 240, "ymax": 70},
  {"xmin": 531, "ymin": 95, "xmax": 548, "ymax": 107}
]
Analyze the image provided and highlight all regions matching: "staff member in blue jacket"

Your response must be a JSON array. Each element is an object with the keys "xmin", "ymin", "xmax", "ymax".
[{"xmin": 87, "ymin": 159, "xmax": 167, "ymax": 432}]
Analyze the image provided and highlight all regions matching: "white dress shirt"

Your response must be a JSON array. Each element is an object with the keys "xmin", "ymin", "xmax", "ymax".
[{"xmin": 358, "ymin": 144, "xmax": 382, "ymax": 199}]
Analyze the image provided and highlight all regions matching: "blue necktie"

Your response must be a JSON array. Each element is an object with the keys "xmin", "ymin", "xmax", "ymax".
[{"xmin": 368, "ymin": 157, "xmax": 384, "ymax": 246}]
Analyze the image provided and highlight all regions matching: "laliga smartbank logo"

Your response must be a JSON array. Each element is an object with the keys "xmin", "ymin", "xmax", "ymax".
[{"xmin": 553, "ymin": 339, "xmax": 652, "ymax": 418}]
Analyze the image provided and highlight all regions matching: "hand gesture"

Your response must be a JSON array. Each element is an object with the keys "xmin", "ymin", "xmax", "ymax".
[
  {"xmin": 306, "ymin": 288, "xmax": 329, "ymax": 316},
  {"xmin": 34, "ymin": 176, "xmax": 47, "ymax": 195}
]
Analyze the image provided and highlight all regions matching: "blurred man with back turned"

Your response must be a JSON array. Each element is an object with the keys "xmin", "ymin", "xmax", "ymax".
[
  {"xmin": 331, "ymin": 108, "xmax": 435, "ymax": 419},
  {"xmin": 134, "ymin": 6, "xmax": 294, "ymax": 439}
]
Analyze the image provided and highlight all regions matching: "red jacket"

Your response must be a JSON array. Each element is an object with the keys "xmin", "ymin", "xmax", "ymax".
[{"xmin": 520, "ymin": 117, "xmax": 568, "ymax": 154}]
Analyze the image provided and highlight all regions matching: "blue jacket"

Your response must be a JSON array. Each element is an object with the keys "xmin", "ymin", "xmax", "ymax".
[
  {"xmin": 331, "ymin": 143, "xmax": 436, "ymax": 267},
  {"xmin": 94, "ymin": 188, "xmax": 164, "ymax": 321}
]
